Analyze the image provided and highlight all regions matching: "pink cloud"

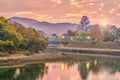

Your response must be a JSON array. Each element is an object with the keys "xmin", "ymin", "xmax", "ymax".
[{"xmin": 0, "ymin": 0, "xmax": 120, "ymax": 26}]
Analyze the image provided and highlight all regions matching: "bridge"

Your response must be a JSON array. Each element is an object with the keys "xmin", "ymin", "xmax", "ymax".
[
  {"xmin": 46, "ymin": 36, "xmax": 91, "ymax": 53},
  {"xmin": 46, "ymin": 36, "xmax": 120, "ymax": 56},
  {"xmin": 48, "ymin": 36, "xmax": 91, "ymax": 43}
]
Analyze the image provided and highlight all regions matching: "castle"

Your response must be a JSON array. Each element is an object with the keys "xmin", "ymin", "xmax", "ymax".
[{"xmin": 77, "ymin": 16, "xmax": 91, "ymax": 32}]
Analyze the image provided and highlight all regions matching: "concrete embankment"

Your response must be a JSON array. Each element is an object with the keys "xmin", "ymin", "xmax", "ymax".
[
  {"xmin": 0, "ymin": 53, "xmax": 73, "ymax": 66},
  {"xmin": 57, "ymin": 47, "xmax": 120, "ymax": 56},
  {"xmin": 66, "ymin": 42, "xmax": 120, "ymax": 49}
]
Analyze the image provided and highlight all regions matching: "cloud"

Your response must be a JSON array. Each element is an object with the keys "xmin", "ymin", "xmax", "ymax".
[
  {"xmin": 110, "ymin": 9, "xmax": 115, "ymax": 14},
  {"xmin": 100, "ymin": 3, "xmax": 104, "ymax": 7},
  {"xmin": 118, "ymin": 4, "xmax": 120, "ymax": 7},
  {"xmin": 87, "ymin": 3, "xmax": 95, "ymax": 6},
  {"xmin": 65, "ymin": 13, "xmax": 84, "ymax": 18},
  {"xmin": 65, "ymin": 13, "xmax": 79, "ymax": 17},
  {"xmin": 70, "ymin": 0, "xmax": 82, "ymax": 8},
  {"xmin": 37, "ymin": 14, "xmax": 53, "ymax": 20},
  {"xmin": 91, "ymin": 18, "xmax": 109, "ymax": 25},
  {"xmin": 0, "ymin": 0, "xmax": 120, "ymax": 26},
  {"xmin": 51, "ymin": 0, "xmax": 62, "ymax": 4},
  {"xmin": 15, "ymin": 12, "xmax": 33, "ymax": 14}
]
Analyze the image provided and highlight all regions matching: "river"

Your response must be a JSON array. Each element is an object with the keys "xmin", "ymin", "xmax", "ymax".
[{"xmin": 0, "ymin": 59, "xmax": 120, "ymax": 80}]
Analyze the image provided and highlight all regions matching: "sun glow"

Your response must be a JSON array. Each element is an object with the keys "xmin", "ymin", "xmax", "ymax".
[
  {"xmin": 101, "ymin": 22, "xmax": 107, "ymax": 26},
  {"xmin": 99, "ymin": 19, "xmax": 109, "ymax": 27}
]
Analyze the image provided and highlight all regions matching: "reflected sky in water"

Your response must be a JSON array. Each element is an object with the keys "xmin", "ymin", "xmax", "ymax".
[
  {"xmin": 40, "ymin": 62, "xmax": 81, "ymax": 80},
  {"xmin": 0, "ymin": 60, "xmax": 120, "ymax": 80},
  {"xmin": 87, "ymin": 70, "xmax": 120, "ymax": 80},
  {"xmin": 37, "ymin": 61, "xmax": 120, "ymax": 80}
]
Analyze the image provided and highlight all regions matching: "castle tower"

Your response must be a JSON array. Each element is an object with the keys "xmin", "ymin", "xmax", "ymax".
[{"xmin": 77, "ymin": 16, "xmax": 91, "ymax": 32}]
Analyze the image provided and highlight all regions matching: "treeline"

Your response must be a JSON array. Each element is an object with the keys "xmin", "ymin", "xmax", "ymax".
[
  {"xmin": 0, "ymin": 16, "xmax": 48, "ymax": 54},
  {"xmin": 62, "ymin": 24, "xmax": 120, "ymax": 41}
]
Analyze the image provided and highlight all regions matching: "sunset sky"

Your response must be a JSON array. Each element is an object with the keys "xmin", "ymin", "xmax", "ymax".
[{"xmin": 0, "ymin": 0, "xmax": 120, "ymax": 26}]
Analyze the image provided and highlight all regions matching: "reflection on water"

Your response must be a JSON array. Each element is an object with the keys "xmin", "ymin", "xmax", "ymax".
[
  {"xmin": 41, "ymin": 62, "xmax": 81, "ymax": 80},
  {"xmin": 0, "ymin": 60, "xmax": 120, "ymax": 80},
  {"xmin": 0, "ymin": 63, "xmax": 45, "ymax": 80}
]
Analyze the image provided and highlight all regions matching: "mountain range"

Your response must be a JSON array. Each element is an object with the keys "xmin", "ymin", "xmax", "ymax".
[{"xmin": 9, "ymin": 17, "xmax": 78, "ymax": 35}]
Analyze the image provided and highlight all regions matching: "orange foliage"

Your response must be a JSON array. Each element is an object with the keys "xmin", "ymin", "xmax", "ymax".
[{"xmin": 90, "ymin": 24, "xmax": 105, "ymax": 41}]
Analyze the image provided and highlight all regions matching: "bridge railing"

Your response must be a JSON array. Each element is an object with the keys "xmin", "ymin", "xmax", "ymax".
[{"xmin": 48, "ymin": 36, "xmax": 92, "ymax": 42}]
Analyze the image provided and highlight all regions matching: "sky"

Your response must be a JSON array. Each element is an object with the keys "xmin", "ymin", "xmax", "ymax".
[{"xmin": 0, "ymin": 0, "xmax": 120, "ymax": 26}]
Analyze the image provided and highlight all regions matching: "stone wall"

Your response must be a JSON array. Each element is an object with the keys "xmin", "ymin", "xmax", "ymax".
[{"xmin": 66, "ymin": 42, "xmax": 120, "ymax": 49}]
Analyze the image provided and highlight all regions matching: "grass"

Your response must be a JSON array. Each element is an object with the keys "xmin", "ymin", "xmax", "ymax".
[{"xmin": 0, "ymin": 51, "xmax": 3, "ymax": 55}]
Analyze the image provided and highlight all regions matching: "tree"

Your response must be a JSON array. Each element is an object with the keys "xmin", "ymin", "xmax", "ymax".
[
  {"xmin": 51, "ymin": 33, "xmax": 58, "ymax": 37},
  {"xmin": 67, "ymin": 30, "xmax": 74, "ymax": 36},
  {"xmin": 116, "ymin": 28, "xmax": 120, "ymax": 38},
  {"xmin": 14, "ymin": 23, "xmax": 48, "ymax": 52},
  {"xmin": 80, "ymin": 32, "xmax": 89, "ymax": 36},
  {"xmin": 90, "ymin": 24, "xmax": 105, "ymax": 41},
  {"xmin": 0, "ymin": 40, "xmax": 14, "ymax": 53},
  {"xmin": 3, "ymin": 40, "xmax": 15, "ymax": 53},
  {"xmin": 0, "ymin": 24, "xmax": 3, "ymax": 29},
  {"xmin": 0, "ymin": 16, "xmax": 48, "ymax": 54}
]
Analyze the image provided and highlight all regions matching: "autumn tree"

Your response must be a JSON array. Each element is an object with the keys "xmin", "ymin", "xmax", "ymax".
[
  {"xmin": 0, "ymin": 16, "xmax": 48, "ymax": 54},
  {"xmin": 14, "ymin": 23, "xmax": 48, "ymax": 52},
  {"xmin": 90, "ymin": 24, "xmax": 105, "ymax": 41}
]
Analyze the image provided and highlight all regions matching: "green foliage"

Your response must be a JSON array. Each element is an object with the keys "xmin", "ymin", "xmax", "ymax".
[
  {"xmin": 0, "ymin": 24, "xmax": 3, "ymax": 29},
  {"xmin": 0, "ymin": 51, "xmax": 3, "ymax": 55},
  {"xmin": 4, "ymin": 40, "xmax": 15, "ymax": 53},
  {"xmin": 104, "ymin": 33, "xmax": 116, "ymax": 41},
  {"xmin": 39, "ymin": 40, "xmax": 48, "ymax": 51},
  {"xmin": 0, "ymin": 64, "xmax": 45, "ymax": 80},
  {"xmin": 0, "ymin": 40, "xmax": 15, "ymax": 53},
  {"xmin": 0, "ymin": 16, "xmax": 8, "ymax": 29},
  {"xmin": 63, "ymin": 30, "xmax": 80, "ymax": 36},
  {"xmin": 0, "ymin": 16, "xmax": 48, "ymax": 54},
  {"xmin": 80, "ymin": 32, "xmax": 89, "ymax": 36},
  {"xmin": 14, "ymin": 24, "xmax": 48, "ymax": 53},
  {"xmin": 116, "ymin": 28, "xmax": 120, "ymax": 38}
]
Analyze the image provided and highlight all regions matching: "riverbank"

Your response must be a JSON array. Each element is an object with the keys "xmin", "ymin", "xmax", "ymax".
[
  {"xmin": 0, "ymin": 52, "xmax": 120, "ymax": 67},
  {"xmin": 57, "ymin": 46, "xmax": 120, "ymax": 56},
  {"xmin": 66, "ymin": 42, "xmax": 120, "ymax": 49},
  {"xmin": 0, "ymin": 53, "xmax": 74, "ymax": 66},
  {"xmin": 0, "ymin": 53, "xmax": 71, "ymax": 61}
]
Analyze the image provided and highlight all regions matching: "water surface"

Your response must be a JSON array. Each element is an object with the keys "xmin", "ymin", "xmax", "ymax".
[{"xmin": 0, "ymin": 60, "xmax": 120, "ymax": 80}]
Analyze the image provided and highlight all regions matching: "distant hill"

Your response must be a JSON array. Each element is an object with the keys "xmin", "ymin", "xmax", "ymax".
[{"xmin": 9, "ymin": 17, "xmax": 78, "ymax": 35}]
